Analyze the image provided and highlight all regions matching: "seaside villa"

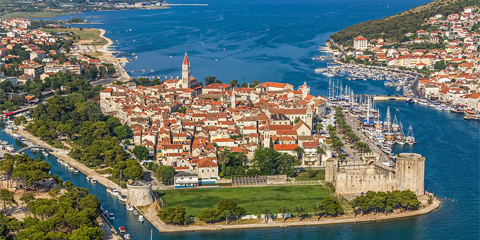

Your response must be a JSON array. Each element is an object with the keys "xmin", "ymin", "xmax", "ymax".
[{"xmin": 354, "ymin": 36, "xmax": 368, "ymax": 50}]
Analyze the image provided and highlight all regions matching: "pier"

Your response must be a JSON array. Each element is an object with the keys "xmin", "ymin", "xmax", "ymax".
[{"xmin": 372, "ymin": 95, "xmax": 408, "ymax": 101}]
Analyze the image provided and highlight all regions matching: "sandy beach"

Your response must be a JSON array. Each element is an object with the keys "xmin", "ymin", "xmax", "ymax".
[{"xmin": 97, "ymin": 28, "xmax": 131, "ymax": 81}]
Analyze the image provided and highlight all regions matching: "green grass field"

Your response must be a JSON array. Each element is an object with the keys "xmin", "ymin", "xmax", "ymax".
[
  {"xmin": 157, "ymin": 185, "xmax": 328, "ymax": 216},
  {"xmin": 295, "ymin": 170, "xmax": 325, "ymax": 181}
]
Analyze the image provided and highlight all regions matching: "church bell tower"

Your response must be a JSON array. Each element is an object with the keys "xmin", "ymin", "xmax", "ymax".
[{"xmin": 181, "ymin": 52, "xmax": 190, "ymax": 89}]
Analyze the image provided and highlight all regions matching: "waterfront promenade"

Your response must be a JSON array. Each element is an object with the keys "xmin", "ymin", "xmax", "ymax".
[
  {"xmin": 15, "ymin": 128, "xmax": 128, "ymax": 196},
  {"xmin": 142, "ymin": 195, "xmax": 440, "ymax": 233}
]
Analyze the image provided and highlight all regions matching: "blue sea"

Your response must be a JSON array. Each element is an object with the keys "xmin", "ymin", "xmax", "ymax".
[{"xmin": 37, "ymin": 0, "xmax": 480, "ymax": 239}]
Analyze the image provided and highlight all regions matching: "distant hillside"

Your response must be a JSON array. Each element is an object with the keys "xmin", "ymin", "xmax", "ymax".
[{"xmin": 330, "ymin": 0, "xmax": 478, "ymax": 47}]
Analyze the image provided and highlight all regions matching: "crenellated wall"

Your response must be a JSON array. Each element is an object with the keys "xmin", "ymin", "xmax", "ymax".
[{"xmin": 325, "ymin": 152, "xmax": 425, "ymax": 196}]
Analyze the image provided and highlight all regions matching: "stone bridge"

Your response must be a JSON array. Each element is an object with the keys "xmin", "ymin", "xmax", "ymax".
[{"xmin": 16, "ymin": 145, "xmax": 55, "ymax": 153}]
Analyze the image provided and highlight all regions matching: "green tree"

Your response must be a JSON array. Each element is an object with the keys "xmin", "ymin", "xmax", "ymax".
[
  {"xmin": 251, "ymin": 80, "xmax": 260, "ymax": 87},
  {"xmin": 197, "ymin": 208, "xmax": 221, "ymax": 223},
  {"xmin": 434, "ymin": 60, "xmax": 446, "ymax": 70},
  {"xmin": 0, "ymin": 189, "xmax": 16, "ymax": 212},
  {"xmin": 14, "ymin": 116, "xmax": 27, "ymax": 125},
  {"xmin": 261, "ymin": 207, "xmax": 270, "ymax": 223},
  {"xmin": 229, "ymin": 79, "xmax": 238, "ymax": 87},
  {"xmin": 350, "ymin": 198, "xmax": 359, "ymax": 218},
  {"xmin": 321, "ymin": 196, "xmax": 344, "ymax": 217},
  {"xmin": 294, "ymin": 146, "xmax": 304, "ymax": 160},
  {"xmin": 306, "ymin": 167, "xmax": 317, "ymax": 180},
  {"xmin": 48, "ymin": 186, "xmax": 61, "ymax": 199},
  {"xmin": 158, "ymin": 205, "xmax": 187, "ymax": 225},
  {"xmin": 278, "ymin": 206, "xmax": 289, "ymax": 222},
  {"xmin": 204, "ymin": 76, "xmax": 217, "ymax": 86},
  {"xmin": 11, "ymin": 95, "xmax": 26, "ymax": 106},
  {"xmin": 113, "ymin": 125, "xmax": 132, "ymax": 140},
  {"xmin": 294, "ymin": 205, "xmax": 305, "ymax": 220},
  {"xmin": 132, "ymin": 145, "xmax": 149, "ymax": 160},
  {"xmin": 176, "ymin": 106, "xmax": 187, "ymax": 114},
  {"xmin": 70, "ymin": 226, "xmax": 103, "ymax": 240},
  {"xmin": 154, "ymin": 165, "xmax": 174, "ymax": 185},
  {"xmin": 312, "ymin": 203, "xmax": 324, "ymax": 220},
  {"xmin": 294, "ymin": 117, "xmax": 301, "ymax": 124}
]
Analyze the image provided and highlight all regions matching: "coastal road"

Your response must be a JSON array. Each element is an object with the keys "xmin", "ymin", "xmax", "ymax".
[{"xmin": 91, "ymin": 78, "xmax": 119, "ymax": 87}]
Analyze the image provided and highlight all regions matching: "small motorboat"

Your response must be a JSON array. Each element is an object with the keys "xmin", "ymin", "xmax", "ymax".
[
  {"xmin": 86, "ymin": 176, "xmax": 92, "ymax": 181},
  {"xmin": 0, "ymin": 140, "xmax": 8, "ymax": 145},
  {"xmin": 139, "ymin": 215, "xmax": 144, "ymax": 222},
  {"xmin": 119, "ymin": 226, "xmax": 125, "ymax": 233},
  {"xmin": 103, "ymin": 210, "xmax": 108, "ymax": 216},
  {"xmin": 133, "ymin": 210, "xmax": 139, "ymax": 215},
  {"xmin": 90, "ymin": 178, "xmax": 97, "ymax": 184},
  {"xmin": 111, "ymin": 189, "xmax": 120, "ymax": 197},
  {"xmin": 126, "ymin": 205, "xmax": 134, "ymax": 211},
  {"xmin": 100, "ymin": 205, "xmax": 104, "ymax": 211},
  {"xmin": 72, "ymin": 168, "xmax": 79, "ymax": 173},
  {"xmin": 108, "ymin": 213, "xmax": 114, "ymax": 220},
  {"xmin": 118, "ymin": 195, "xmax": 127, "ymax": 202},
  {"xmin": 124, "ymin": 234, "xmax": 131, "ymax": 239}
]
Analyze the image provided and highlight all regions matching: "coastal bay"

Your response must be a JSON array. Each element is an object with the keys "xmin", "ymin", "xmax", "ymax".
[{"xmin": 20, "ymin": 0, "xmax": 480, "ymax": 239}]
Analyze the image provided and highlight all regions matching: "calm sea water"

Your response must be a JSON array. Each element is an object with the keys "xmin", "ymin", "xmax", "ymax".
[{"xmin": 35, "ymin": 0, "xmax": 480, "ymax": 239}]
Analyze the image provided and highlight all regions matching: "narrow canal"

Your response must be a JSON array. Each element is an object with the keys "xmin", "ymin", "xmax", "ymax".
[{"xmin": 0, "ymin": 124, "xmax": 160, "ymax": 240}]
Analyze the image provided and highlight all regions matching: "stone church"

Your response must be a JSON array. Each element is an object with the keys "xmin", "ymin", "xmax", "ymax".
[{"xmin": 325, "ymin": 152, "xmax": 425, "ymax": 196}]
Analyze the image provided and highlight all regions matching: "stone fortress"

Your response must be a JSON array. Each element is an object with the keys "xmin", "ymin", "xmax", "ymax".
[
  {"xmin": 325, "ymin": 152, "xmax": 425, "ymax": 196},
  {"xmin": 127, "ymin": 180, "xmax": 154, "ymax": 206}
]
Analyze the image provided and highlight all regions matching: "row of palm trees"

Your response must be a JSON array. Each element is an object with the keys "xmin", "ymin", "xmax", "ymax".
[
  {"xmin": 332, "ymin": 107, "xmax": 372, "ymax": 156},
  {"xmin": 261, "ymin": 202, "xmax": 344, "ymax": 223}
]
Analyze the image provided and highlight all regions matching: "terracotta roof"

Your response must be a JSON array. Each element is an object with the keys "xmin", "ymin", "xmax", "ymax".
[
  {"xmin": 273, "ymin": 144, "xmax": 298, "ymax": 151},
  {"xmin": 354, "ymin": 36, "xmax": 367, "ymax": 41},
  {"xmin": 183, "ymin": 52, "xmax": 189, "ymax": 65}
]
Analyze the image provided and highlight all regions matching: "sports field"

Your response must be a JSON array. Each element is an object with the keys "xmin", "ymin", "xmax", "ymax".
[{"xmin": 156, "ymin": 185, "xmax": 328, "ymax": 216}]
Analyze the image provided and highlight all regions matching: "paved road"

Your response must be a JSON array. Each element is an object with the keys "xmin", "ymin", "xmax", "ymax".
[
  {"xmin": 343, "ymin": 112, "xmax": 394, "ymax": 165},
  {"xmin": 91, "ymin": 78, "xmax": 120, "ymax": 87}
]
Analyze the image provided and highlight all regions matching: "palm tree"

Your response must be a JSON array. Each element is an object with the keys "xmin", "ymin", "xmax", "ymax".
[
  {"xmin": 315, "ymin": 123, "xmax": 323, "ymax": 132},
  {"xmin": 218, "ymin": 149, "xmax": 230, "ymax": 165},
  {"xmin": 332, "ymin": 140, "xmax": 344, "ymax": 154},
  {"xmin": 312, "ymin": 203, "xmax": 324, "ymax": 220},
  {"xmin": 293, "ymin": 146, "xmax": 304, "ymax": 160},
  {"xmin": 262, "ymin": 208, "xmax": 271, "ymax": 223},
  {"xmin": 278, "ymin": 206, "xmax": 289, "ymax": 222},
  {"xmin": 317, "ymin": 148, "xmax": 326, "ymax": 164},
  {"xmin": 294, "ymin": 205, "xmax": 305, "ymax": 221},
  {"xmin": 350, "ymin": 198, "xmax": 359, "ymax": 218},
  {"xmin": 327, "ymin": 125, "xmax": 336, "ymax": 135},
  {"xmin": 223, "ymin": 210, "xmax": 232, "ymax": 225}
]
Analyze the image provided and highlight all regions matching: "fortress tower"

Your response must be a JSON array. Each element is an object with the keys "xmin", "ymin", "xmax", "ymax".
[
  {"xmin": 127, "ymin": 181, "xmax": 154, "ymax": 207},
  {"xmin": 325, "ymin": 152, "xmax": 425, "ymax": 196},
  {"xmin": 395, "ymin": 153, "xmax": 425, "ymax": 195}
]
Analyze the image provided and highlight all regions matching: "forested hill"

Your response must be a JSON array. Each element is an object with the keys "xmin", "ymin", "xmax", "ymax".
[{"xmin": 330, "ymin": 0, "xmax": 479, "ymax": 47}]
